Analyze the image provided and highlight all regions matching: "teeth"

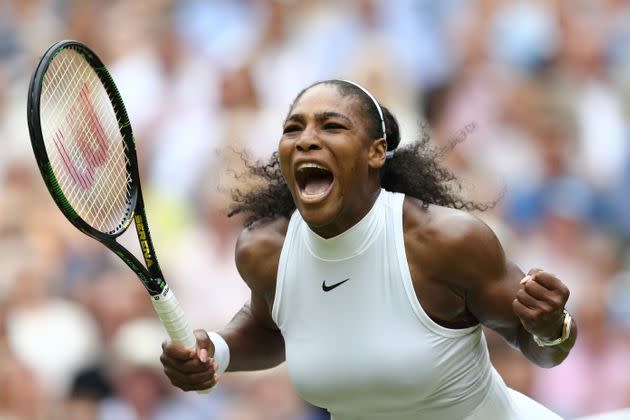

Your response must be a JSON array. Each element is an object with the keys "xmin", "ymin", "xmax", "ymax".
[
  {"xmin": 302, "ymin": 190, "xmax": 329, "ymax": 198},
  {"xmin": 297, "ymin": 162, "xmax": 328, "ymax": 172}
]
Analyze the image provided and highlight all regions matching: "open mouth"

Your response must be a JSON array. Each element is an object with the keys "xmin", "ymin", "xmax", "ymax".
[{"xmin": 295, "ymin": 162, "xmax": 334, "ymax": 201}]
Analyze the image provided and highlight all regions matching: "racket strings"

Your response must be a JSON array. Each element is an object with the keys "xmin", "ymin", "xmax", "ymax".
[
  {"xmin": 40, "ymin": 48, "xmax": 133, "ymax": 234},
  {"xmin": 46, "ymin": 53, "xmax": 129, "ymax": 228}
]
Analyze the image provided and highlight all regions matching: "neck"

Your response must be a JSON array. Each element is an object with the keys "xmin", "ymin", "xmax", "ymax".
[{"xmin": 309, "ymin": 187, "xmax": 382, "ymax": 239}]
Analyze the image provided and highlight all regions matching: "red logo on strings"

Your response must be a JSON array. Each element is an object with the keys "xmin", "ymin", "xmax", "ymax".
[{"xmin": 53, "ymin": 83, "xmax": 109, "ymax": 190}]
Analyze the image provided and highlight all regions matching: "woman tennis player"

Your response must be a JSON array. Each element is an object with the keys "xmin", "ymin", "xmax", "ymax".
[{"xmin": 160, "ymin": 80, "xmax": 576, "ymax": 419}]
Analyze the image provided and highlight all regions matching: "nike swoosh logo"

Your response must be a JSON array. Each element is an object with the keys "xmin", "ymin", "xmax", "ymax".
[{"xmin": 322, "ymin": 278, "xmax": 350, "ymax": 292}]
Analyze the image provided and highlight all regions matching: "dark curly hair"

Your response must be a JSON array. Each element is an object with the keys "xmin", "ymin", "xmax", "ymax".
[{"xmin": 228, "ymin": 80, "xmax": 491, "ymax": 227}]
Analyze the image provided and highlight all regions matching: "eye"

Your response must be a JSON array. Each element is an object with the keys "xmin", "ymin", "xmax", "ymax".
[
  {"xmin": 323, "ymin": 122, "xmax": 345, "ymax": 130},
  {"xmin": 283, "ymin": 124, "xmax": 301, "ymax": 134}
]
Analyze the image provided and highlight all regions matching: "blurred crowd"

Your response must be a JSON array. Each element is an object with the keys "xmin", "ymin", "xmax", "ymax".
[{"xmin": 0, "ymin": 0, "xmax": 629, "ymax": 419}]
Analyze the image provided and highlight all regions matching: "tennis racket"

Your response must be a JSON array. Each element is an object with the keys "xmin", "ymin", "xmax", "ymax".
[{"xmin": 26, "ymin": 40, "xmax": 201, "ymax": 378}]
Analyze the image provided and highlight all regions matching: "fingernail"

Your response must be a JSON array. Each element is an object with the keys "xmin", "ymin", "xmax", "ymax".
[
  {"xmin": 213, "ymin": 362, "xmax": 218, "ymax": 371},
  {"xmin": 520, "ymin": 275, "xmax": 532, "ymax": 285},
  {"xmin": 199, "ymin": 348, "xmax": 208, "ymax": 363}
]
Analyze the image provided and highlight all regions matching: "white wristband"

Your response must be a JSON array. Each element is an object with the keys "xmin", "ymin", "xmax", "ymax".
[{"xmin": 207, "ymin": 331, "xmax": 230, "ymax": 375}]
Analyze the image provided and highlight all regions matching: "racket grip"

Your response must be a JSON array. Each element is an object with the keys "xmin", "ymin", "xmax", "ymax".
[
  {"xmin": 151, "ymin": 287, "xmax": 211, "ymax": 394},
  {"xmin": 151, "ymin": 287, "xmax": 196, "ymax": 349}
]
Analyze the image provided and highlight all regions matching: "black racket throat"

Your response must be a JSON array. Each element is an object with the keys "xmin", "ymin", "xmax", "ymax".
[
  {"xmin": 131, "ymin": 197, "xmax": 167, "ymax": 295},
  {"xmin": 101, "ymin": 192, "xmax": 165, "ymax": 296}
]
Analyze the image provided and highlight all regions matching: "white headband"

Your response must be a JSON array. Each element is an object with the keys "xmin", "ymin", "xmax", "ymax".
[{"xmin": 342, "ymin": 80, "xmax": 387, "ymax": 142}]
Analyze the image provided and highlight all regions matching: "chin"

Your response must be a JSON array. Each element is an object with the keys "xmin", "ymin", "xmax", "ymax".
[
  {"xmin": 294, "ymin": 186, "xmax": 343, "ymax": 233},
  {"xmin": 299, "ymin": 207, "xmax": 336, "ymax": 229}
]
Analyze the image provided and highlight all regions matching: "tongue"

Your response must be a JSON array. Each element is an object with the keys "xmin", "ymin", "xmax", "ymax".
[{"xmin": 304, "ymin": 177, "xmax": 332, "ymax": 195}]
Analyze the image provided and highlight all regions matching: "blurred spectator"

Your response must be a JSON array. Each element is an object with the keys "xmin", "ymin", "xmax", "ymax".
[
  {"xmin": 167, "ymin": 190, "xmax": 250, "ymax": 331},
  {"xmin": 99, "ymin": 318, "xmax": 191, "ymax": 420},
  {"xmin": 532, "ymin": 284, "xmax": 630, "ymax": 418},
  {"xmin": 488, "ymin": 1, "xmax": 559, "ymax": 73},
  {"xmin": 0, "ymin": 350, "xmax": 47, "ymax": 419},
  {"xmin": 4, "ymin": 262, "xmax": 101, "ymax": 399}
]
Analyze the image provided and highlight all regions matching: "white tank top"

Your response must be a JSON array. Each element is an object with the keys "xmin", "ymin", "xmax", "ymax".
[{"xmin": 272, "ymin": 190, "xmax": 563, "ymax": 420}]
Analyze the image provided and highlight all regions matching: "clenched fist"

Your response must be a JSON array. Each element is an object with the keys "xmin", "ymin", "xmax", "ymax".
[
  {"xmin": 160, "ymin": 329, "xmax": 218, "ymax": 392},
  {"xmin": 512, "ymin": 269, "xmax": 570, "ymax": 341}
]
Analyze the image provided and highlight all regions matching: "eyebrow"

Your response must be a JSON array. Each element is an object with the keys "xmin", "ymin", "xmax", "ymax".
[{"xmin": 284, "ymin": 111, "xmax": 353, "ymax": 125}]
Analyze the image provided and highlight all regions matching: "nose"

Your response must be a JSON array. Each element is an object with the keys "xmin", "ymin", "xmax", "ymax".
[{"xmin": 295, "ymin": 128, "xmax": 321, "ymax": 152}]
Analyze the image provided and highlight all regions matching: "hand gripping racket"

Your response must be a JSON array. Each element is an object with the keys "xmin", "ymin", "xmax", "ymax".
[{"xmin": 26, "ymin": 40, "xmax": 204, "ymax": 386}]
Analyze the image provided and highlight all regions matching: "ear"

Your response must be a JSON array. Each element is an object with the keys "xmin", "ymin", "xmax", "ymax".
[{"xmin": 367, "ymin": 138, "xmax": 387, "ymax": 169}]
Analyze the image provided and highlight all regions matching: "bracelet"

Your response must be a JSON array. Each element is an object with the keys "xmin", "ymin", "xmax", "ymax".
[
  {"xmin": 533, "ymin": 310, "xmax": 572, "ymax": 347},
  {"xmin": 207, "ymin": 331, "xmax": 230, "ymax": 374}
]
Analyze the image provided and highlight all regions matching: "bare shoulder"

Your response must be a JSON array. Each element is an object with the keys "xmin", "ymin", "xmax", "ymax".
[
  {"xmin": 403, "ymin": 197, "xmax": 506, "ymax": 288},
  {"xmin": 235, "ymin": 217, "xmax": 289, "ymax": 301}
]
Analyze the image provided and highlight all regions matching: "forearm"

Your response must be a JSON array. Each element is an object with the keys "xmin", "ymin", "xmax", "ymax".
[
  {"xmin": 516, "ymin": 321, "xmax": 577, "ymax": 368},
  {"xmin": 217, "ymin": 304, "xmax": 286, "ymax": 372}
]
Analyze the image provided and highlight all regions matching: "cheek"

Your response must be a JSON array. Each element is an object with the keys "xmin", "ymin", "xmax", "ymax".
[
  {"xmin": 278, "ymin": 139, "xmax": 293, "ymax": 180},
  {"xmin": 342, "ymin": 149, "xmax": 367, "ymax": 178}
]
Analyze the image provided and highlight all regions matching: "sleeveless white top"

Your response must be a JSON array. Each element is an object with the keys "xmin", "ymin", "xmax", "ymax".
[{"xmin": 272, "ymin": 190, "xmax": 563, "ymax": 419}]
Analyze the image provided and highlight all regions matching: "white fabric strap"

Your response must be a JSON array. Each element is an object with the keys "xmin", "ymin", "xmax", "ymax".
[
  {"xmin": 207, "ymin": 331, "xmax": 230, "ymax": 375},
  {"xmin": 342, "ymin": 80, "xmax": 387, "ymax": 141}
]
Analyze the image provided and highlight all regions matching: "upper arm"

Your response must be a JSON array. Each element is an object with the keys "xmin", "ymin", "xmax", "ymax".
[
  {"xmin": 234, "ymin": 218, "xmax": 288, "ymax": 331},
  {"xmin": 442, "ymin": 215, "xmax": 525, "ymax": 346}
]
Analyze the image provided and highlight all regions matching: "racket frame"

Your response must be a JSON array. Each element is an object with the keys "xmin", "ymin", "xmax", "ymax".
[
  {"xmin": 27, "ymin": 40, "xmax": 164, "ymax": 296},
  {"xmin": 26, "ymin": 41, "xmax": 207, "ymax": 384}
]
